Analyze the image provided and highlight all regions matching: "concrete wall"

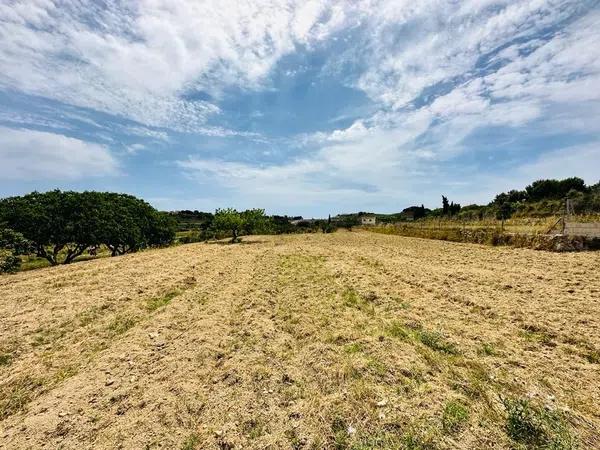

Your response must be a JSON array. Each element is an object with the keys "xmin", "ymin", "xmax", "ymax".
[{"xmin": 564, "ymin": 222, "xmax": 600, "ymax": 238}]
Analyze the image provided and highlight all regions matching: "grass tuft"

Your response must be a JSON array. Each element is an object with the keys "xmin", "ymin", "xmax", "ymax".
[
  {"xmin": 107, "ymin": 315, "xmax": 137, "ymax": 335},
  {"xmin": 386, "ymin": 321, "xmax": 410, "ymax": 340},
  {"xmin": 146, "ymin": 290, "xmax": 180, "ymax": 311},
  {"xmin": 180, "ymin": 433, "xmax": 200, "ymax": 450},
  {"xmin": 442, "ymin": 400, "xmax": 469, "ymax": 434},
  {"xmin": 0, "ymin": 375, "xmax": 44, "ymax": 419},
  {"xmin": 417, "ymin": 330, "xmax": 459, "ymax": 355},
  {"xmin": 477, "ymin": 342, "xmax": 497, "ymax": 356},
  {"xmin": 0, "ymin": 352, "xmax": 12, "ymax": 366},
  {"xmin": 503, "ymin": 397, "xmax": 576, "ymax": 449},
  {"xmin": 344, "ymin": 342, "xmax": 363, "ymax": 354}
]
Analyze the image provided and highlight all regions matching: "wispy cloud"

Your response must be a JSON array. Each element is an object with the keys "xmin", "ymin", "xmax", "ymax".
[
  {"xmin": 1, "ymin": 1, "xmax": 598, "ymax": 212},
  {"xmin": 0, "ymin": 0, "xmax": 349, "ymax": 131}
]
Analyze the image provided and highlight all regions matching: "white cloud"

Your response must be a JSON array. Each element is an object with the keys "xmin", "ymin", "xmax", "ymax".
[
  {"xmin": 0, "ymin": 0, "xmax": 350, "ymax": 131},
  {"xmin": 0, "ymin": 127, "xmax": 118, "ymax": 180},
  {"xmin": 1, "ymin": 1, "xmax": 599, "ymax": 212}
]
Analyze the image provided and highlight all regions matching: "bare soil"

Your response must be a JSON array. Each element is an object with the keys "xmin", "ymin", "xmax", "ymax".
[{"xmin": 1, "ymin": 231, "xmax": 599, "ymax": 449}]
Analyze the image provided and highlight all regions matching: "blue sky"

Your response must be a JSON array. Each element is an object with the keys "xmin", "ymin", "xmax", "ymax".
[{"xmin": 1, "ymin": 0, "xmax": 599, "ymax": 217}]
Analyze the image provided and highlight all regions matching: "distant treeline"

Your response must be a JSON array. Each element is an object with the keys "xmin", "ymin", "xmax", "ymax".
[
  {"xmin": 1, "ymin": 178, "xmax": 599, "ymax": 272},
  {"xmin": 365, "ymin": 177, "xmax": 600, "ymax": 224},
  {"xmin": 171, "ymin": 209, "xmax": 337, "ymax": 242}
]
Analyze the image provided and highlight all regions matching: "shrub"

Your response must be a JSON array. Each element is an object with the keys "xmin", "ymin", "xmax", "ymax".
[{"xmin": 0, "ymin": 254, "xmax": 21, "ymax": 274}]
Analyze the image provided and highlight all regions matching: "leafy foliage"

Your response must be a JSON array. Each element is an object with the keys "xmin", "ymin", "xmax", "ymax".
[
  {"xmin": 213, "ymin": 208, "xmax": 267, "ymax": 243},
  {"xmin": 0, "ymin": 190, "xmax": 175, "ymax": 265},
  {"xmin": 0, "ymin": 228, "xmax": 33, "ymax": 273}
]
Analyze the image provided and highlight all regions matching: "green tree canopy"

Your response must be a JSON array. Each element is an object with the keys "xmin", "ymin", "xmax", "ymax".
[
  {"xmin": 213, "ymin": 208, "xmax": 267, "ymax": 243},
  {"xmin": 0, "ymin": 190, "xmax": 175, "ymax": 265}
]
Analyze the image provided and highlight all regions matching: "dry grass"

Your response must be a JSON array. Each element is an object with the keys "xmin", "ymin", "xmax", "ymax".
[{"xmin": 0, "ymin": 231, "xmax": 599, "ymax": 449}]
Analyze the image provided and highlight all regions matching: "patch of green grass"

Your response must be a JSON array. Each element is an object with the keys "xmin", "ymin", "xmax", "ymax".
[
  {"xmin": 519, "ymin": 325, "xmax": 556, "ymax": 347},
  {"xmin": 344, "ymin": 343, "xmax": 363, "ymax": 354},
  {"xmin": 76, "ymin": 306, "xmax": 102, "ymax": 327},
  {"xmin": 503, "ymin": 397, "xmax": 577, "ymax": 449},
  {"xmin": 0, "ymin": 352, "xmax": 12, "ymax": 366},
  {"xmin": 107, "ymin": 315, "xmax": 137, "ymax": 335},
  {"xmin": 365, "ymin": 357, "xmax": 388, "ymax": 378},
  {"xmin": 386, "ymin": 321, "xmax": 410, "ymax": 340},
  {"xmin": 401, "ymin": 428, "xmax": 439, "ymax": 450},
  {"xmin": 442, "ymin": 400, "xmax": 469, "ymax": 434},
  {"xmin": 180, "ymin": 433, "xmax": 200, "ymax": 450},
  {"xmin": 54, "ymin": 365, "xmax": 78, "ymax": 383},
  {"xmin": 0, "ymin": 375, "xmax": 44, "ymax": 419},
  {"xmin": 386, "ymin": 321, "xmax": 459, "ymax": 355},
  {"xmin": 31, "ymin": 328, "xmax": 65, "ymax": 348},
  {"xmin": 342, "ymin": 288, "xmax": 374, "ymax": 314},
  {"xmin": 477, "ymin": 342, "xmax": 497, "ymax": 356},
  {"xmin": 146, "ymin": 290, "xmax": 180, "ymax": 311},
  {"xmin": 331, "ymin": 416, "xmax": 350, "ymax": 449},
  {"xmin": 342, "ymin": 288, "xmax": 361, "ymax": 307},
  {"xmin": 349, "ymin": 431, "xmax": 405, "ymax": 449},
  {"xmin": 417, "ymin": 331, "xmax": 459, "ymax": 355}
]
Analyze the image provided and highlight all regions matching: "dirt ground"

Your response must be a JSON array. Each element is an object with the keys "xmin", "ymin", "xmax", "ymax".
[{"xmin": 1, "ymin": 231, "xmax": 599, "ymax": 449}]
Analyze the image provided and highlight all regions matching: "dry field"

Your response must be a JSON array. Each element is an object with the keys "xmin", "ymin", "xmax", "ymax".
[{"xmin": 1, "ymin": 231, "xmax": 599, "ymax": 449}]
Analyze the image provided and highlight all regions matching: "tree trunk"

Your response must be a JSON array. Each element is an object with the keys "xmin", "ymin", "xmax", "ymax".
[
  {"xmin": 37, "ymin": 245, "xmax": 58, "ymax": 266},
  {"xmin": 231, "ymin": 229, "xmax": 238, "ymax": 243},
  {"xmin": 64, "ymin": 244, "xmax": 88, "ymax": 264}
]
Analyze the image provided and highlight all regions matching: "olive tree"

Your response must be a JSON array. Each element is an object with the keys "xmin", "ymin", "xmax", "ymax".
[{"xmin": 213, "ymin": 208, "xmax": 267, "ymax": 243}]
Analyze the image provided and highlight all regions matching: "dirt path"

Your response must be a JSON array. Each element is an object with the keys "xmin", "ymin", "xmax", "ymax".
[{"xmin": 1, "ymin": 232, "xmax": 599, "ymax": 449}]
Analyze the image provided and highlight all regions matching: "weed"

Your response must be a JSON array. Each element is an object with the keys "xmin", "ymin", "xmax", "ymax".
[
  {"xmin": 107, "ymin": 315, "xmax": 137, "ymax": 335},
  {"xmin": 0, "ymin": 375, "xmax": 44, "ymax": 419},
  {"xmin": 180, "ymin": 433, "xmax": 200, "ymax": 450},
  {"xmin": 146, "ymin": 290, "xmax": 180, "ymax": 311},
  {"xmin": 386, "ymin": 321, "xmax": 410, "ymax": 340},
  {"xmin": 344, "ymin": 342, "xmax": 363, "ymax": 354},
  {"xmin": 0, "ymin": 352, "xmax": 12, "ymax": 366},
  {"xmin": 477, "ymin": 342, "xmax": 497, "ymax": 356},
  {"xmin": 442, "ymin": 400, "xmax": 469, "ymax": 434},
  {"xmin": 503, "ymin": 397, "xmax": 577, "ymax": 449},
  {"xmin": 331, "ymin": 416, "xmax": 350, "ymax": 449},
  {"xmin": 417, "ymin": 331, "xmax": 459, "ymax": 355}
]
